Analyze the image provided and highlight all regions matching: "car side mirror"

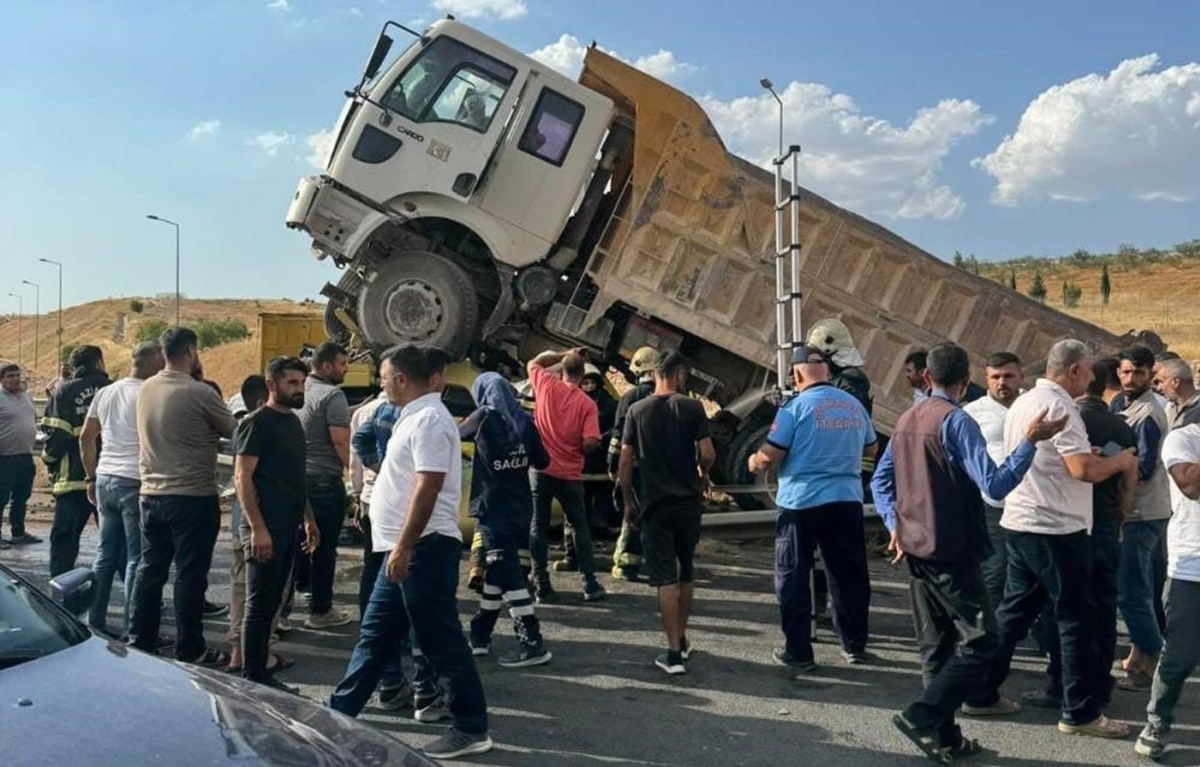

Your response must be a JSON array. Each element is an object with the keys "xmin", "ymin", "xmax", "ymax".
[{"xmin": 49, "ymin": 567, "xmax": 95, "ymax": 618}]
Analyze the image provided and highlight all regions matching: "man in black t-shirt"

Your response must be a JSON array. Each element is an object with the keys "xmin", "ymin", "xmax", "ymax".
[
  {"xmin": 618, "ymin": 352, "xmax": 715, "ymax": 676},
  {"xmin": 235, "ymin": 356, "xmax": 320, "ymax": 687}
]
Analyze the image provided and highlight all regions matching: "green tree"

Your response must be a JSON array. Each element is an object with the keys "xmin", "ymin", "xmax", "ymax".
[
  {"xmin": 953, "ymin": 251, "xmax": 965, "ymax": 268},
  {"xmin": 1029, "ymin": 272, "xmax": 1047, "ymax": 303},
  {"xmin": 1100, "ymin": 264, "xmax": 1111, "ymax": 306},
  {"xmin": 128, "ymin": 299, "xmax": 145, "ymax": 314},
  {"xmin": 193, "ymin": 318, "xmax": 249, "ymax": 349},
  {"xmin": 135, "ymin": 319, "xmax": 169, "ymax": 345},
  {"xmin": 1007, "ymin": 269, "xmax": 1017, "ymax": 290},
  {"xmin": 1062, "ymin": 281, "xmax": 1082, "ymax": 308}
]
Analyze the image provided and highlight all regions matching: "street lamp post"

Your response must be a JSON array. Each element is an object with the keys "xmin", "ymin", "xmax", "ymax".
[
  {"xmin": 20, "ymin": 280, "xmax": 39, "ymax": 376},
  {"xmin": 760, "ymin": 78, "xmax": 784, "ymax": 160},
  {"xmin": 38, "ymin": 258, "xmax": 63, "ymax": 370},
  {"xmin": 146, "ymin": 215, "xmax": 181, "ymax": 326},
  {"xmin": 7, "ymin": 293, "xmax": 22, "ymax": 367}
]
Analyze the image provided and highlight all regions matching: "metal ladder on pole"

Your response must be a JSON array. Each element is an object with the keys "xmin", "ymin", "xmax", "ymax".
[{"xmin": 774, "ymin": 144, "xmax": 803, "ymax": 392}]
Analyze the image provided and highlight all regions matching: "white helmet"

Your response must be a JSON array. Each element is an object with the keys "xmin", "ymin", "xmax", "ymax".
[{"xmin": 807, "ymin": 318, "xmax": 865, "ymax": 368}]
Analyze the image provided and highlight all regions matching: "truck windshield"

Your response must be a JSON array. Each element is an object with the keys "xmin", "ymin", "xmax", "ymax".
[
  {"xmin": 0, "ymin": 567, "xmax": 90, "ymax": 670},
  {"xmin": 378, "ymin": 36, "xmax": 516, "ymax": 133}
]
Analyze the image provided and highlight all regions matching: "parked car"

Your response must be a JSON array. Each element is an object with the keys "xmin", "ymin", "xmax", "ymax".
[{"xmin": 0, "ymin": 564, "xmax": 436, "ymax": 766}]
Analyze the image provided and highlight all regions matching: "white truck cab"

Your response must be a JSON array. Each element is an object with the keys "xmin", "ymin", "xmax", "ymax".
[{"xmin": 286, "ymin": 19, "xmax": 614, "ymax": 356}]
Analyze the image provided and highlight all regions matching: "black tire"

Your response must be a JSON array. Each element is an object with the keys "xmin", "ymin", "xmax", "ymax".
[
  {"xmin": 719, "ymin": 412, "xmax": 775, "ymax": 511},
  {"xmin": 357, "ymin": 249, "xmax": 478, "ymax": 358}
]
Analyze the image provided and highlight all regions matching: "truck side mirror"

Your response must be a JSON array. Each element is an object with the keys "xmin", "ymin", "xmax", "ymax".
[{"xmin": 363, "ymin": 34, "xmax": 394, "ymax": 82}]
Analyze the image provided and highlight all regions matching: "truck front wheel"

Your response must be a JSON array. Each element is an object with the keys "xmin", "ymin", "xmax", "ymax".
[
  {"xmin": 719, "ymin": 412, "xmax": 776, "ymax": 511},
  {"xmin": 357, "ymin": 249, "xmax": 479, "ymax": 358}
]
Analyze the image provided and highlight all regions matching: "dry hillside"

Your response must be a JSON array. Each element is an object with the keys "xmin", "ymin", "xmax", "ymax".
[
  {"xmin": 980, "ymin": 260, "xmax": 1200, "ymax": 360},
  {"xmin": 0, "ymin": 297, "xmax": 319, "ymax": 396}
]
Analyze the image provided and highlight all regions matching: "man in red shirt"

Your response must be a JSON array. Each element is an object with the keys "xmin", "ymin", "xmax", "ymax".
[{"xmin": 527, "ymin": 349, "xmax": 606, "ymax": 603}]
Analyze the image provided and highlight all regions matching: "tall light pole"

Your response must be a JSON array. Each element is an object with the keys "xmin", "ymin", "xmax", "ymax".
[
  {"xmin": 7, "ymin": 293, "xmax": 22, "ymax": 367},
  {"xmin": 38, "ymin": 258, "xmax": 63, "ymax": 370},
  {"xmin": 20, "ymin": 280, "xmax": 39, "ymax": 376},
  {"xmin": 146, "ymin": 215, "xmax": 181, "ymax": 326},
  {"xmin": 760, "ymin": 78, "xmax": 784, "ymax": 160}
]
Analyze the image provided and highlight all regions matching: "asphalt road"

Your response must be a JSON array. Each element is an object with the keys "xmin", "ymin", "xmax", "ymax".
[{"xmin": 4, "ymin": 503, "xmax": 1198, "ymax": 767}]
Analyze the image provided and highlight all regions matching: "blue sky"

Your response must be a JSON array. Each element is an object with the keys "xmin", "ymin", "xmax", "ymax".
[{"xmin": 2, "ymin": 0, "xmax": 1198, "ymax": 309}]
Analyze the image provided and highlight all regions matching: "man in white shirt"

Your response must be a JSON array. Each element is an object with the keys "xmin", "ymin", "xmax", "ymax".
[
  {"xmin": 965, "ymin": 339, "xmax": 1137, "ymax": 739},
  {"xmin": 962, "ymin": 351, "xmax": 1023, "ymax": 612},
  {"xmin": 1135, "ymin": 423, "xmax": 1200, "ymax": 758},
  {"xmin": 329, "ymin": 346, "xmax": 491, "ymax": 761},
  {"xmin": 79, "ymin": 341, "xmax": 164, "ymax": 635}
]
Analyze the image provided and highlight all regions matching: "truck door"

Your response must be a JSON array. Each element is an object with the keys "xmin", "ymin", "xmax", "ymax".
[
  {"xmin": 476, "ymin": 77, "xmax": 613, "ymax": 248},
  {"xmin": 328, "ymin": 35, "xmax": 520, "ymax": 207}
]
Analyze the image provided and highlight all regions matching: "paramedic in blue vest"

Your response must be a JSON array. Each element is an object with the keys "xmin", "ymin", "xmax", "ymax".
[
  {"xmin": 871, "ymin": 342, "xmax": 1068, "ymax": 761},
  {"xmin": 748, "ymin": 344, "xmax": 877, "ymax": 673}
]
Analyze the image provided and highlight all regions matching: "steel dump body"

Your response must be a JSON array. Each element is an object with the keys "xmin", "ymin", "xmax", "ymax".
[{"xmin": 576, "ymin": 49, "xmax": 1129, "ymax": 433}]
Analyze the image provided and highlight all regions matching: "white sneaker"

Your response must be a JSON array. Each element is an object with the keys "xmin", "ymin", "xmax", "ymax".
[
  {"xmin": 415, "ymin": 695, "xmax": 452, "ymax": 723},
  {"xmin": 304, "ymin": 608, "xmax": 353, "ymax": 630}
]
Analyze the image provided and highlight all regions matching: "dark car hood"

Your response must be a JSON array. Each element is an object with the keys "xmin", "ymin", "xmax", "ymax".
[{"xmin": 0, "ymin": 637, "xmax": 435, "ymax": 766}]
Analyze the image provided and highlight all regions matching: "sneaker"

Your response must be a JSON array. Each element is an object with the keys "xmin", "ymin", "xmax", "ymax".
[
  {"xmin": 378, "ymin": 681, "xmax": 412, "ymax": 711},
  {"xmin": 498, "ymin": 644, "xmax": 552, "ymax": 668},
  {"xmin": 961, "ymin": 697, "xmax": 1022, "ymax": 717},
  {"xmin": 841, "ymin": 649, "xmax": 870, "ymax": 665},
  {"xmin": 414, "ymin": 694, "xmax": 452, "ymax": 724},
  {"xmin": 680, "ymin": 636, "xmax": 691, "ymax": 661},
  {"xmin": 305, "ymin": 608, "xmax": 353, "ymax": 630},
  {"xmin": 1058, "ymin": 715, "xmax": 1130, "ymax": 739},
  {"xmin": 1021, "ymin": 689, "xmax": 1062, "ymax": 709},
  {"xmin": 583, "ymin": 582, "xmax": 607, "ymax": 603},
  {"xmin": 422, "ymin": 728, "xmax": 494, "ymax": 759},
  {"xmin": 184, "ymin": 645, "xmax": 231, "ymax": 669},
  {"xmin": 274, "ymin": 617, "xmax": 294, "ymax": 637},
  {"xmin": 1116, "ymin": 670, "xmax": 1153, "ymax": 692},
  {"xmin": 7, "ymin": 532, "xmax": 41, "ymax": 545},
  {"xmin": 1135, "ymin": 722, "xmax": 1169, "ymax": 759},
  {"xmin": 470, "ymin": 639, "xmax": 490, "ymax": 657},
  {"xmin": 772, "ymin": 647, "xmax": 816, "ymax": 672},
  {"xmin": 551, "ymin": 559, "xmax": 578, "ymax": 572},
  {"xmin": 203, "ymin": 600, "xmax": 228, "ymax": 617},
  {"xmin": 533, "ymin": 581, "xmax": 557, "ymax": 604},
  {"xmin": 655, "ymin": 651, "xmax": 686, "ymax": 675}
]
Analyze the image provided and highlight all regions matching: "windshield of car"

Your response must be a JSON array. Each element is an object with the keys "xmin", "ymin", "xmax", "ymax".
[{"xmin": 0, "ymin": 569, "xmax": 89, "ymax": 670}]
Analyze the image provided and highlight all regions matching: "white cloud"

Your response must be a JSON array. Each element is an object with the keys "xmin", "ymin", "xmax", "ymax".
[
  {"xmin": 701, "ymin": 86, "xmax": 992, "ymax": 220},
  {"xmin": 529, "ymin": 33, "xmax": 982, "ymax": 219},
  {"xmin": 248, "ymin": 131, "xmax": 294, "ymax": 156},
  {"xmin": 187, "ymin": 119, "xmax": 221, "ymax": 140},
  {"xmin": 976, "ymin": 54, "xmax": 1200, "ymax": 206},
  {"xmin": 266, "ymin": 0, "xmax": 290, "ymax": 10},
  {"xmin": 305, "ymin": 128, "xmax": 337, "ymax": 170},
  {"xmin": 349, "ymin": 6, "xmax": 363, "ymax": 17},
  {"xmin": 529, "ymin": 34, "xmax": 697, "ymax": 85},
  {"xmin": 430, "ymin": 0, "xmax": 527, "ymax": 21}
]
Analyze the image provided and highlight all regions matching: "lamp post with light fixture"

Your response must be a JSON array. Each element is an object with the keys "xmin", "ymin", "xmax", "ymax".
[{"xmin": 146, "ymin": 215, "xmax": 181, "ymax": 326}]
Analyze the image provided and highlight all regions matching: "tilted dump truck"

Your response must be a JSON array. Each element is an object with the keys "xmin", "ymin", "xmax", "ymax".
[{"xmin": 285, "ymin": 17, "xmax": 1154, "ymax": 508}]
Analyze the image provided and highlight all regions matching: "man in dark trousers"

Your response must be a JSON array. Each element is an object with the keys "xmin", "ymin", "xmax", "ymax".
[
  {"xmin": 235, "ymin": 357, "xmax": 320, "ymax": 689},
  {"xmin": 618, "ymin": 352, "xmax": 715, "ymax": 675},
  {"xmin": 871, "ymin": 343, "xmax": 1067, "ymax": 762},
  {"xmin": 42, "ymin": 345, "xmax": 109, "ymax": 575},
  {"xmin": 1023, "ymin": 358, "xmax": 1137, "ymax": 709},
  {"xmin": 748, "ymin": 345, "xmax": 877, "ymax": 671},
  {"xmin": 606, "ymin": 346, "xmax": 661, "ymax": 581}
]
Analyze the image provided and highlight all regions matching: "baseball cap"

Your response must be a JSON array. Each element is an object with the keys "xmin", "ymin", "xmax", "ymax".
[
  {"xmin": 629, "ymin": 346, "xmax": 662, "ymax": 375},
  {"xmin": 791, "ymin": 344, "xmax": 830, "ymax": 365}
]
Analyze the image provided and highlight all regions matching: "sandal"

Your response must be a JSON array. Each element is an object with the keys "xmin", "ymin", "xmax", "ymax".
[
  {"xmin": 186, "ymin": 646, "xmax": 232, "ymax": 669},
  {"xmin": 892, "ymin": 714, "xmax": 952, "ymax": 764},
  {"xmin": 267, "ymin": 653, "xmax": 296, "ymax": 674},
  {"xmin": 947, "ymin": 736, "xmax": 985, "ymax": 760}
]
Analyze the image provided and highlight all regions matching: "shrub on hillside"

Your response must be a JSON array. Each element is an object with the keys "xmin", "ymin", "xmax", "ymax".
[
  {"xmin": 129, "ymin": 299, "xmax": 145, "ymax": 314},
  {"xmin": 194, "ymin": 318, "xmax": 249, "ymax": 349},
  {"xmin": 135, "ymin": 319, "xmax": 170, "ymax": 345}
]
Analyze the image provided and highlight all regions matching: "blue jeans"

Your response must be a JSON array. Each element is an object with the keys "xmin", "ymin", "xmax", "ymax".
[
  {"xmin": 1118, "ymin": 519, "xmax": 1168, "ymax": 656},
  {"xmin": 89, "ymin": 475, "xmax": 142, "ymax": 634},
  {"xmin": 330, "ymin": 534, "xmax": 487, "ymax": 734},
  {"xmin": 1147, "ymin": 579, "xmax": 1200, "ymax": 731}
]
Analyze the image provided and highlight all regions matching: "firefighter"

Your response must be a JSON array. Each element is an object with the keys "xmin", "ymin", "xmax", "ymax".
[{"xmin": 607, "ymin": 347, "xmax": 662, "ymax": 580}]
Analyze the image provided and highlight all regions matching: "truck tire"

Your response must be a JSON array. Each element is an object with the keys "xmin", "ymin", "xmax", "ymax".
[
  {"xmin": 720, "ymin": 412, "xmax": 776, "ymax": 511},
  {"xmin": 357, "ymin": 249, "xmax": 478, "ymax": 358}
]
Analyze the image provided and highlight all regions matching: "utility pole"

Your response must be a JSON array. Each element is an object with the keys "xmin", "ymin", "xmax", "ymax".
[
  {"xmin": 146, "ymin": 215, "xmax": 181, "ymax": 326},
  {"xmin": 20, "ymin": 280, "xmax": 39, "ymax": 376},
  {"xmin": 760, "ymin": 78, "xmax": 784, "ymax": 160},
  {"xmin": 39, "ymin": 258, "xmax": 64, "ymax": 370},
  {"xmin": 7, "ymin": 293, "xmax": 22, "ymax": 366}
]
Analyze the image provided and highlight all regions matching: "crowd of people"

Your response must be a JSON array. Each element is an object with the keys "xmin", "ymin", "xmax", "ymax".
[{"xmin": 3, "ymin": 321, "xmax": 1200, "ymax": 763}]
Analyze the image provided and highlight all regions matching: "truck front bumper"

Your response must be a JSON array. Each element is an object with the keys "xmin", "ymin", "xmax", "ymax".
[{"xmin": 284, "ymin": 175, "xmax": 378, "ymax": 261}]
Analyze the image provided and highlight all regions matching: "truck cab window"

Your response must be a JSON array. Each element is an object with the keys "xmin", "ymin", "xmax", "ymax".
[
  {"xmin": 518, "ymin": 89, "xmax": 585, "ymax": 166},
  {"xmin": 379, "ymin": 36, "xmax": 515, "ymax": 132}
]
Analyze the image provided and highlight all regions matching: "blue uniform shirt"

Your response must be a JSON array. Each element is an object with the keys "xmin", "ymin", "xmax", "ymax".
[{"xmin": 768, "ymin": 383, "xmax": 877, "ymax": 510}]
